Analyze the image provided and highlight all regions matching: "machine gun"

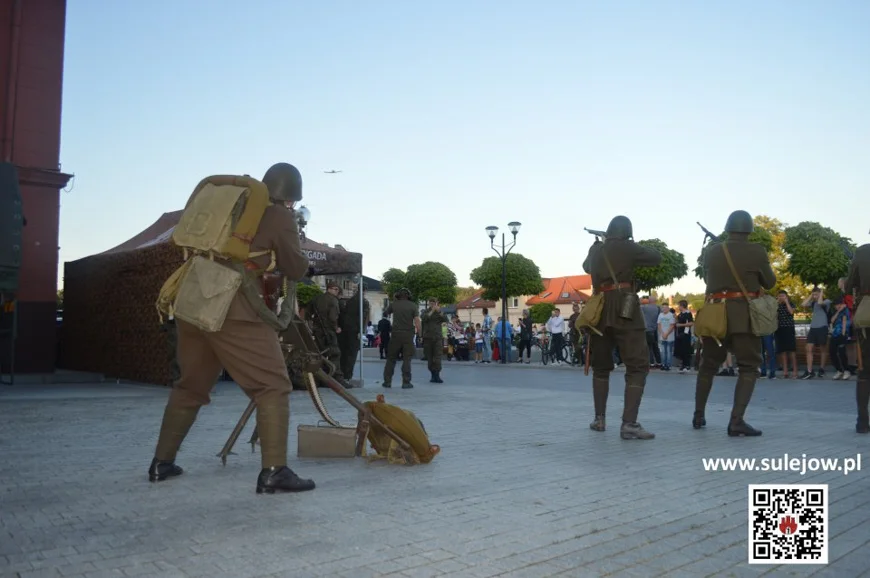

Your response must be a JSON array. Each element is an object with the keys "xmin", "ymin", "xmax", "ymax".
[
  {"xmin": 696, "ymin": 222, "xmax": 721, "ymax": 244},
  {"xmin": 216, "ymin": 207, "xmax": 416, "ymax": 464},
  {"xmin": 584, "ymin": 227, "xmax": 607, "ymax": 240}
]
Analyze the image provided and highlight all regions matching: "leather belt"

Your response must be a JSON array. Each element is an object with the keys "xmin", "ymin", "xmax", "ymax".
[
  {"xmin": 707, "ymin": 291, "xmax": 758, "ymax": 301},
  {"xmin": 599, "ymin": 282, "xmax": 632, "ymax": 292}
]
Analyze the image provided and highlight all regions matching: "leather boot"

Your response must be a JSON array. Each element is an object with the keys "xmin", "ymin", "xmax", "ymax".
[
  {"xmin": 592, "ymin": 376, "xmax": 609, "ymax": 418},
  {"xmin": 621, "ymin": 376, "xmax": 646, "ymax": 424},
  {"xmin": 620, "ymin": 421, "xmax": 655, "ymax": 440},
  {"xmin": 256, "ymin": 466, "xmax": 315, "ymax": 494},
  {"xmin": 728, "ymin": 417, "xmax": 762, "ymax": 437},
  {"xmin": 255, "ymin": 401, "xmax": 290, "ymax": 468},
  {"xmin": 856, "ymin": 379, "xmax": 870, "ymax": 433},
  {"xmin": 433, "ymin": 371, "xmax": 443, "ymax": 383},
  {"xmin": 402, "ymin": 381, "xmax": 414, "ymax": 389},
  {"xmin": 429, "ymin": 371, "xmax": 436, "ymax": 383},
  {"xmin": 694, "ymin": 369, "xmax": 715, "ymax": 426},
  {"xmin": 148, "ymin": 457, "xmax": 183, "ymax": 482},
  {"xmin": 729, "ymin": 371, "xmax": 760, "ymax": 436},
  {"xmin": 589, "ymin": 415, "xmax": 605, "ymax": 431},
  {"xmin": 152, "ymin": 405, "xmax": 200, "ymax": 464}
]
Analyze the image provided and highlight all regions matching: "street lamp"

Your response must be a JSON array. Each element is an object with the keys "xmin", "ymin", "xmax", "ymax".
[{"xmin": 485, "ymin": 221, "xmax": 522, "ymax": 364}]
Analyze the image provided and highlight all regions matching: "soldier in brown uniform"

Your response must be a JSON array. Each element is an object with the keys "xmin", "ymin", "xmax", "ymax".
[
  {"xmin": 843, "ymin": 238, "xmax": 870, "ymax": 433},
  {"xmin": 148, "ymin": 162, "xmax": 316, "ymax": 494},
  {"xmin": 421, "ymin": 298, "xmax": 449, "ymax": 383},
  {"xmin": 308, "ymin": 281, "xmax": 342, "ymax": 374},
  {"xmin": 583, "ymin": 216, "xmax": 662, "ymax": 439},
  {"xmin": 568, "ymin": 302, "xmax": 581, "ymax": 363},
  {"xmin": 693, "ymin": 210, "xmax": 776, "ymax": 437},
  {"xmin": 383, "ymin": 288, "xmax": 422, "ymax": 388}
]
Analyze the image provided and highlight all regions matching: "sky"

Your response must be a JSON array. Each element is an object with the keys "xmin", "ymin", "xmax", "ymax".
[{"xmin": 57, "ymin": 0, "xmax": 870, "ymax": 296}]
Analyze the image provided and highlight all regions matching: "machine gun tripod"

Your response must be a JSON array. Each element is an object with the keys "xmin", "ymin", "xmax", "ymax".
[{"xmin": 216, "ymin": 312, "xmax": 412, "ymax": 465}]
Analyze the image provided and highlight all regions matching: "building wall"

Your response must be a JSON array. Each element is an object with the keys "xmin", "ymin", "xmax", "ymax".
[{"xmin": 0, "ymin": 0, "xmax": 72, "ymax": 373}]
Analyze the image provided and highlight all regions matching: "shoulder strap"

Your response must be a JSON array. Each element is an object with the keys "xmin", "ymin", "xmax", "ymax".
[
  {"xmin": 720, "ymin": 243, "xmax": 751, "ymax": 303},
  {"xmin": 601, "ymin": 244, "xmax": 622, "ymax": 294}
]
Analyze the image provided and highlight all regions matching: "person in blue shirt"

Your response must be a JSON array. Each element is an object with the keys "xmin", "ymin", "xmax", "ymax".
[
  {"xmin": 493, "ymin": 316, "xmax": 514, "ymax": 363},
  {"xmin": 829, "ymin": 297, "xmax": 853, "ymax": 380}
]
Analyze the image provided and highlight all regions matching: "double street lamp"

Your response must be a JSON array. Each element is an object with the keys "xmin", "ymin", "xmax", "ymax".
[{"xmin": 485, "ymin": 222, "xmax": 522, "ymax": 364}]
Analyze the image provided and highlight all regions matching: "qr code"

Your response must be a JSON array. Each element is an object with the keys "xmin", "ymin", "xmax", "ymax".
[{"xmin": 748, "ymin": 484, "xmax": 828, "ymax": 564}]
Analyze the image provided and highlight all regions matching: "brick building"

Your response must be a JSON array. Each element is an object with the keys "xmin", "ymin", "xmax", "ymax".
[{"xmin": 0, "ymin": 0, "xmax": 73, "ymax": 374}]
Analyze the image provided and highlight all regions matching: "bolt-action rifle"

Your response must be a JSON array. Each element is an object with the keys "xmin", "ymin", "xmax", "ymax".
[
  {"xmin": 696, "ymin": 222, "xmax": 720, "ymax": 244},
  {"xmin": 580, "ymin": 228, "xmax": 610, "ymax": 373},
  {"xmin": 584, "ymin": 227, "xmax": 607, "ymax": 240}
]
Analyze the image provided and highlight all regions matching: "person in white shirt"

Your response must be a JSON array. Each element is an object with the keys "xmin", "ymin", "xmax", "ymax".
[
  {"xmin": 657, "ymin": 305, "xmax": 676, "ymax": 370},
  {"xmin": 474, "ymin": 324, "xmax": 484, "ymax": 363},
  {"xmin": 545, "ymin": 308, "xmax": 567, "ymax": 365}
]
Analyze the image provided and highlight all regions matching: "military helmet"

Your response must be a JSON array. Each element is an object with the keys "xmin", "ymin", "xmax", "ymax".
[
  {"xmin": 262, "ymin": 162, "xmax": 302, "ymax": 203},
  {"xmin": 605, "ymin": 215, "xmax": 633, "ymax": 239},
  {"xmin": 724, "ymin": 210, "xmax": 754, "ymax": 234},
  {"xmin": 394, "ymin": 287, "xmax": 411, "ymax": 300}
]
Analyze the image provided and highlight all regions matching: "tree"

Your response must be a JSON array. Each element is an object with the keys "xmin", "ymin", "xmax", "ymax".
[
  {"xmin": 693, "ymin": 224, "xmax": 774, "ymax": 279},
  {"xmin": 380, "ymin": 267, "xmax": 406, "ymax": 298},
  {"xmin": 470, "ymin": 253, "xmax": 545, "ymax": 302},
  {"xmin": 529, "ymin": 302, "xmax": 555, "ymax": 323},
  {"xmin": 296, "ymin": 284, "xmax": 322, "ymax": 307},
  {"xmin": 634, "ymin": 239, "xmax": 688, "ymax": 293},
  {"xmin": 783, "ymin": 221, "xmax": 854, "ymax": 289},
  {"xmin": 455, "ymin": 286, "xmax": 477, "ymax": 303},
  {"xmin": 753, "ymin": 215, "xmax": 810, "ymax": 303},
  {"xmin": 56, "ymin": 289, "xmax": 63, "ymax": 309},
  {"xmin": 404, "ymin": 261, "xmax": 458, "ymax": 304}
]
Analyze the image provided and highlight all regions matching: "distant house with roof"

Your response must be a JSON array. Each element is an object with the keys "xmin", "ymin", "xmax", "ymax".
[
  {"xmin": 454, "ymin": 288, "xmax": 535, "ymax": 327},
  {"xmin": 524, "ymin": 275, "xmax": 593, "ymax": 311}
]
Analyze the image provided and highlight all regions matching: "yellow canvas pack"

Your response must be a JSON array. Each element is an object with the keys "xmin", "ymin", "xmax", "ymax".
[
  {"xmin": 694, "ymin": 301, "xmax": 727, "ymax": 341},
  {"xmin": 364, "ymin": 398, "xmax": 440, "ymax": 465},
  {"xmin": 576, "ymin": 293, "xmax": 604, "ymax": 335},
  {"xmin": 156, "ymin": 175, "xmax": 271, "ymax": 323},
  {"xmin": 854, "ymin": 297, "xmax": 870, "ymax": 329},
  {"xmin": 172, "ymin": 175, "xmax": 271, "ymax": 262}
]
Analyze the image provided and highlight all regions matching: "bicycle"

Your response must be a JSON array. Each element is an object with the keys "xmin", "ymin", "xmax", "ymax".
[{"xmin": 540, "ymin": 338, "xmax": 573, "ymax": 366}]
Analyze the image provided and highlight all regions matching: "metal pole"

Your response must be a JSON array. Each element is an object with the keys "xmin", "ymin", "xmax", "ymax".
[
  {"xmin": 501, "ymin": 233, "xmax": 507, "ymax": 364},
  {"xmin": 357, "ymin": 272, "xmax": 364, "ymax": 387}
]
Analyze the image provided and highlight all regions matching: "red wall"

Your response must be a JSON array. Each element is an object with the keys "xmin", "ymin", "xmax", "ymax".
[{"xmin": 0, "ymin": 0, "xmax": 71, "ymax": 373}]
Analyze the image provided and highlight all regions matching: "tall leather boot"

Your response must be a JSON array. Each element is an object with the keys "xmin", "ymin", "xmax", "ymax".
[
  {"xmin": 728, "ymin": 371, "xmax": 762, "ymax": 437},
  {"xmin": 255, "ymin": 400, "xmax": 315, "ymax": 494},
  {"xmin": 693, "ymin": 368, "xmax": 715, "ymax": 429},
  {"xmin": 433, "ymin": 371, "xmax": 443, "ymax": 383},
  {"xmin": 621, "ymin": 377, "xmax": 654, "ymax": 440},
  {"xmin": 150, "ymin": 405, "xmax": 200, "ymax": 482},
  {"xmin": 856, "ymin": 379, "xmax": 870, "ymax": 433},
  {"xmin": 590, "ymin": 376, "xmax": 609, "ymax": 431}
]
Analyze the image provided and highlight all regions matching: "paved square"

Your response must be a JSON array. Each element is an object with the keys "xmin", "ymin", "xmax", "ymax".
[{"xmin": 1, "ymin": 358, "xmax": 867, "ymax": 577}]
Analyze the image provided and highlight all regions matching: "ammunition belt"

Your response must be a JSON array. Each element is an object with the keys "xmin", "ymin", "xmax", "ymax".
[
  {"xmin": 707, "ymin": 291, "xmax": 758, "ymax": 302},
  {"xmin": 598, "ymin": 282, "xmax": 632, "ymax": 292}
]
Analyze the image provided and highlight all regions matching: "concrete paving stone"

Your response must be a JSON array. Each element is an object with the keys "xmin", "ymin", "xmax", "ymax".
[
  {"xmin": 58, "ymin": 564, "xmax": 98, "ymax": 576},
  {"xmin": 1, "ymin": 364, "xmax": 868, "ymax": 576},
  {"xmin": 490, "ymin": 561, "xmax": 569, "ymax": 577},
  {"xmin": 17, "ymin": 569, "xmax": 62, "ymax": 578}
]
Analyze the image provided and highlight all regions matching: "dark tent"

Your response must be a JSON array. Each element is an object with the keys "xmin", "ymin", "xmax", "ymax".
[{"xmin": 59, "ymin": 210, "xmax": 362, "ymax": 385}]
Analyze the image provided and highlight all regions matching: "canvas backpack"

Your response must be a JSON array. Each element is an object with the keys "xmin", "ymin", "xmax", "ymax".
[{"xmin": 156, "ymin": 175, "xmax": 273, "ymax": 332}]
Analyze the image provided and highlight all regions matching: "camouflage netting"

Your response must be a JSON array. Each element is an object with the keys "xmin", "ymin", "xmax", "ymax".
[{"xmin": 58, "ymin": 211, "xmax": 362, "ymax": 385}]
